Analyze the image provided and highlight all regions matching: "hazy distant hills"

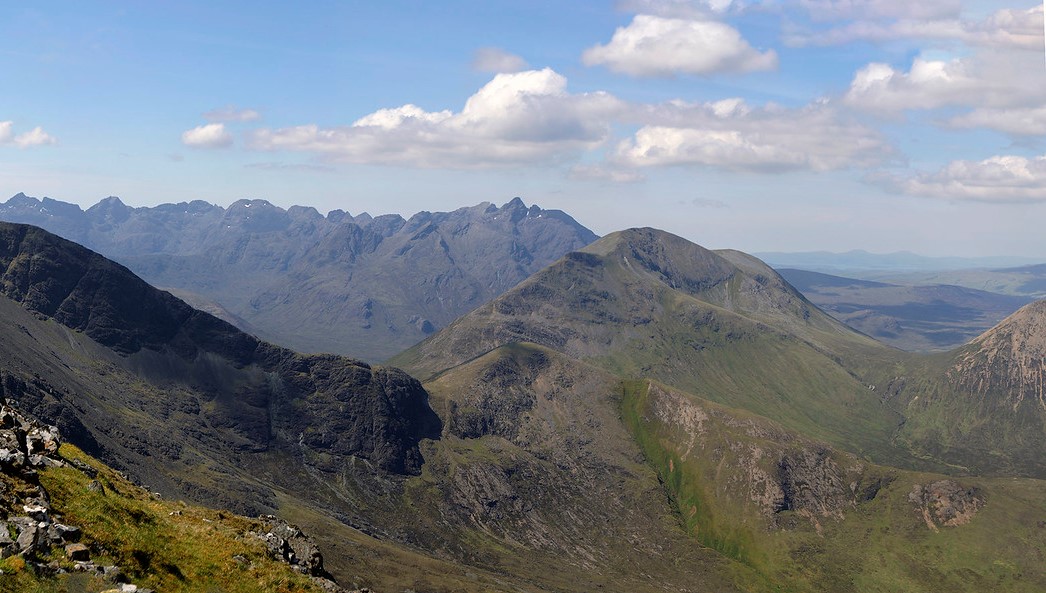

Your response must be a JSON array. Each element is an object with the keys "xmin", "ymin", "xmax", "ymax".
[
  {"xmin": 5, "ymin": 221, "xmax": 1046, "ymax": 591},
  {"xmin": 756, "ymin": 249, "xmax": 1042, "ymax": 273},
  {"xmin": 0, "ymin": 193, "xmax": 597, "ymax": 360},
  {"xmin": 778, "ymin": 268, "xmax": 1032, "ymax": 351}
]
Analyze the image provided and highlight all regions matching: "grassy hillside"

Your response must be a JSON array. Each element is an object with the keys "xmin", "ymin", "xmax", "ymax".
[
  {"xmin": 622, "ymin": 379, "xmax": 1046, "ymax": 592},
  {"xmin": 393, "ymin": 229, "xmax": 922, "ymax": 471},
  {"xmin": 3, "ymin": 440, "xmax": 344, "ymax": 593}
]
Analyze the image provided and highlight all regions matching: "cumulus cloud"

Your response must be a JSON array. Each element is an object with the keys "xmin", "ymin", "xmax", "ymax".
[
  {"xmin": 892, "ymin": 154, "xmax": 1046, "ymax": 202},
  {"xmin": 789, "ymin": 5, "xmax": 1043, "ymax": 49},
  {"xmin": 181, "ymin": 123, "xmax": 233, "ymax": 148},
  {"xmin": 14, "ymin": 127, "xmax": 56, "ymax": 147},
  {"xmin": 844, "ymin": 50, "xmax": 1044, "ymax": 114},
  {"xmin": 247, "ymin": 68, "xmax": 625, "ymax": 168},
  {"xmin": 203, "ymin": 106, "xmax": 261, "ymax": 122},
  {"xmin": 611, "ymin": 98, "xmax": 893, "ymax": 172},
  {"xmin": 581, "ymin": 15, "xmax": 777, "ymax": 77},
  {"xmin": 472, "ymin": 47, "xmax": 529, "ymax": 73},
  {"xmin": 0, "ymin": 121, "xmax": 56, "ymax": 148}
]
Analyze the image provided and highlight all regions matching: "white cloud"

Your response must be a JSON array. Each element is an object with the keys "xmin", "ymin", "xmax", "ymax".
[
  {"xmin": 949, "ymin": 106, "xmax": 1046, "ymax": 136},
  {"xmin": 844, "ymin": 50, "xmax": 1044, "ymax": 113},
  {"xmin": 472, "ymin": 47, "xmax": 529, "ymax": 73},
  {"xmin": 248, "ymin": 68, "xmax": 625, "ymax": 168},
  {"xmin": 181, "ymin": 123, "xmax": 233, "ymax": 148},
  {"xmin": 203, "ymin": 106, "xmax": 261, "ymax": 122},
  {"xmin": 13, "ymin": 127, "xmax": 56, "ymax": 147},
  {"xmin": 893, "ymin": 154, "xmax": 1046, "ymax": 202},
  {"xmin": 612, "ymin": 98, "xmax": 893, "ymax": 172},
  {"xmin": 581, "ymin": 14, "xmax": 777, "ymax": 77},
  {"xmin": 0, "ymin": 121, "xmax": 56, "ymax": 148},
  {"xmin": 790, "ymin": 6, "xmax": 1043, "ymax": 49}
]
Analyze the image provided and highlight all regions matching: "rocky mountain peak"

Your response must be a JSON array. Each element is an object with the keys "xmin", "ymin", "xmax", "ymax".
[
  {"xmin": 86, "ymin": 196, "xmax": 132, "ymax": 223},
  {"xmin": 951, "ymin": 300, "xmax": 1046, "ymax": 409},
  {"xmin": 584, "ymin": 227, "xmax": 737, "ymax": 294}
]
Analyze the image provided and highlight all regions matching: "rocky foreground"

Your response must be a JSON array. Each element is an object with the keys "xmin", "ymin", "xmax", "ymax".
[{"xmin": 0, "ymin": 398, "xmax": 362, "ymax": 593}]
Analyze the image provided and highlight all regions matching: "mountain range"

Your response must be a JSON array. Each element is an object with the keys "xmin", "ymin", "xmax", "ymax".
[
  {"xmin": 0, "ymin": 193, "xmax": 597, "ymax": 361},
  {"xmin": 2, "ymin": 217, "xmax": 1046, "ymax": 592}
]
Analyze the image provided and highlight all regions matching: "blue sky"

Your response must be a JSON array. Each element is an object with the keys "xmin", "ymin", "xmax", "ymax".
[{"xmin": 1, "ymin": 1, "xmax": 1044, "ymax": 256}]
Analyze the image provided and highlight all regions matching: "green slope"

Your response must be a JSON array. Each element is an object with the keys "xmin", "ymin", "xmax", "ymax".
[
  {"xmin": 622, "ymin": 378, "xmax": 1046, "ymax": 592},
  {"xmin": 393, "ymin": 228, "xmax": 921, "ymax": 470}
]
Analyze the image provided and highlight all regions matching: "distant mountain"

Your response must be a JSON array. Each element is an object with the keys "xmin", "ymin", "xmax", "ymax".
[
  {"xmin": 0, "ymin": 193, "xmax": 598, "ymax": 361},
  {"xmin": 757, "ymin": 249, "xmax": 1042, "ymax": 273},
  {"xmin": 778, "ymin": 268, "xmax": 1032, "ymax": 351}
]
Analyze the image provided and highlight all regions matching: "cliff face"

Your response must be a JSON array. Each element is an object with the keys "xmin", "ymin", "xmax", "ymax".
[{"xmin": 0, "ymin": 222, "xmax": 440, "ymax": 491}]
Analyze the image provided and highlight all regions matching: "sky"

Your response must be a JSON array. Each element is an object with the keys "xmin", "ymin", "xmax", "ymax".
[{"xmin": 1, "ymin": 0, "xmax": 1044, "ymax": 257}]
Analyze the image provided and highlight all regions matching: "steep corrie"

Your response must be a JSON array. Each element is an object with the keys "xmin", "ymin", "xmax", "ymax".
[{"xmin": 0, "ymin": 223, "xmax": 477, "ymax": 588}]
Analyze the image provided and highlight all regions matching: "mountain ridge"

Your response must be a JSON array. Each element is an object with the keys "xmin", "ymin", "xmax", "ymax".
[{"xmin": 0, "ymin": 193, "xmax": 598, "ymax": 360}]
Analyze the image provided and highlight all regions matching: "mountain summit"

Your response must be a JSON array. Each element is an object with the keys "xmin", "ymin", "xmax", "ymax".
[{"xmin": 393, "ymin": 227, "xmax": 902, "ymax": 461}]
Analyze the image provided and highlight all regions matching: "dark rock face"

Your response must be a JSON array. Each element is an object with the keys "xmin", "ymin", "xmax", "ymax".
[
  {"xmin": 0, "ymin": 194, "xmax": 598, "ymax": 360},
  {"xmin": 0, "ymin": 222, "xmax": 441, "ymax": 477},
  {"xmin": 776, "ymin": 448, "xmax": 847, "ymax": 514}
]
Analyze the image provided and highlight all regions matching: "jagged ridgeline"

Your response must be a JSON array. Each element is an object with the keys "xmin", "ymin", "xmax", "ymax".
[
  {"xmin": 2, "ymin": 220, "xmax": 1046, "ymax": 592},
  {"xmin": 0, "ymin": 194, "xmax": 597, "ymax": 360}
]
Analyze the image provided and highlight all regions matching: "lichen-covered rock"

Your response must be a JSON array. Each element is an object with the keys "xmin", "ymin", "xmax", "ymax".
[{"xmin": 255, "ymin": 514, "xmax": 341, "ymax": 589}]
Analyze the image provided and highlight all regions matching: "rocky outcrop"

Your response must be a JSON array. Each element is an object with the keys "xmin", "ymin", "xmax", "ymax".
[
  {"xmin": 0, "ymin": 400, "xmax": 148, "ymax": 589},
  {"xmin": 252, "ymin": 515, "xmax": 355, "ymax": 593},
  {"xmin": 908, "ymin": 480, "xmax": 984, "ymax": 532}
]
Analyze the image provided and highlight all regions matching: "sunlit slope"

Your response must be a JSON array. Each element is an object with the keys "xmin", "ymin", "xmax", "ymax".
[
  {"xmin": 623, "ymin": 379, "xmax": 1046, "ymax": 593},
  {"xmin": 882, "ymin": 300, "xmax": 1046, "ymax": 477},
  {"xmin": 394, "ymin": 228, "xmax": 913, "ymax": 466}
]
